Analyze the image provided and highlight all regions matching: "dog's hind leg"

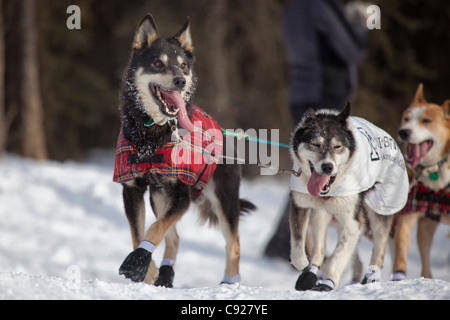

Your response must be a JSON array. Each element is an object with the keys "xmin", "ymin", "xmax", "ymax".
[
  {"xmin": 217, "ymin": 209, "xmax": 241, "ymax": 284},
  {"xmin": 392, "ymin": 212, "xmax": 420, "ymax": 280},
  {"xmin": 216, "ymin": 185, "xmax": 242, "ymax": 284},
  {"xmin": 205, "ymin": 164, "xmax": 244, "ymax": 284},
  {"xmin": 362, "ymin": 210, "xmax": 394, "ymax": 284}
]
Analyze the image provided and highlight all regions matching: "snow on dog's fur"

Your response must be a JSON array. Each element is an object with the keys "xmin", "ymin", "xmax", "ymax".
[
  {"xmin": 289, "ymin": 104, "xmax": 408, "ymax": 291},
  {"xmin": 115, "ymin": 14, "xmax": 255, "ymax": 287}
]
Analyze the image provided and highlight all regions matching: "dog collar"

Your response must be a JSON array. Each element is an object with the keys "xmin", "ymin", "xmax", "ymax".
[
  {"xmin": 144, "ymin": 118, "xmax": 155, "ymax": 127},
  {"xmin": 144, "ymin": 115, "xmax": 171, "ymax": 127},
  {"xmin": 113, "ymin": 105, "xmax": 223, "ymax": 189},
  {"xmin": 416, "ymin": 152, "xmax": 450, "ymax": 182}
]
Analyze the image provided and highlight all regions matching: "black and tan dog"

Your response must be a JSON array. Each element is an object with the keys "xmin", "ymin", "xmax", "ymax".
[{"xmin": 113, "ymin": 14, "xmax": 255, "ymax": 287}]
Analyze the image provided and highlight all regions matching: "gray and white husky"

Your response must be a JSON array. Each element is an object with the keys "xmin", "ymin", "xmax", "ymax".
[{"xmin": 289, "ymin": 104, "xmax": 409, "ymax": 291}]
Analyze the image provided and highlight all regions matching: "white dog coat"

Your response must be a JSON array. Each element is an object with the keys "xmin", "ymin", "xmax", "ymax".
[{"xmin": 290, "ymin": 117, "xmax": 409, "ymax": 215}]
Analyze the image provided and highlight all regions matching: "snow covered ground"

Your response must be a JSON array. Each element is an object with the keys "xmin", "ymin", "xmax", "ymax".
[{"xmin": 0, "ymin": 151, "xmax": 449, "ymax": 300}]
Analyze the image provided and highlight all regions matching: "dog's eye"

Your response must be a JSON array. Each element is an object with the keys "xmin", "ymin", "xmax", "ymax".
[
  {"xmin": 310, "ymin": 142, "xmax": 321, "ymax": 148},
  {"xmin": 152, "ymin": 60, "xmax": 165, "ymax": 69},
  {"xmin": 334, "ymin": 145, "xmax": 343, "ymax": 150},
  {"xmin": 403, "ymin": 116, "xmax": 410, "ymax": 122},
  {"xmin": 422, "ymin": 118, "xmax": 432, "ymax": 124},
  {"xmin": 180, "ymin": 63, "xmax": 187, "ymax": 70}
]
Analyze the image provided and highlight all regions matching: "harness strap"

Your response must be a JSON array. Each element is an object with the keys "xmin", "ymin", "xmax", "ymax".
[
  {"xmin": 425, "ymin": 211, "xmax": 441, "ymax": 222},
  {"xmin": 128, "ymin": 154, "xmax": 165, "ymax": 164},
  {"xmin": 220, "ymin": 128, "xmax": 291, "ymax": 149},
  {"xmin": 113, "ymin": 105, "xmax": 221, "ymax": 188},
  {"xmin": 415, "ymin": 191, "xmax": 450, "ymax": 206},
  {"xmin": 411, "ymin": 152, "xmax": 450, "ymax": 188},
  {"xmin": 217, "ymin": 154, "xmax": 301, "ymax": 177}
]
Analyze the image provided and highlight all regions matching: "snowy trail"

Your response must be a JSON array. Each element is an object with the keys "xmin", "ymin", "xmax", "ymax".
[{"xmin": 0, "ymin": 152, "xmax": 449, "ymax": 300}]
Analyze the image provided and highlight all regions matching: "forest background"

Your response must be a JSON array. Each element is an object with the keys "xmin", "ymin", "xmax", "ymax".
[{"xmin": 0, "ymin": 0, "xmax": 449, "ymax": 176}]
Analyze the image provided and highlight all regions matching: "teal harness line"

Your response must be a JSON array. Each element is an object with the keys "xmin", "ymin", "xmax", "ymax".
[
  {"xmin": 142, "ymin": 119, "xmax": 291, "ymax": 148},
  {"xmin": 220, "ymin": 128, "xmax": 291, "ymax": 149},
  {"xmin": 136, "ymin": 119, "xmax": 297, "ymax": 176},
  {"xmin": 219, "ymin": 128, "xmax": 301, "ymax": 177}
]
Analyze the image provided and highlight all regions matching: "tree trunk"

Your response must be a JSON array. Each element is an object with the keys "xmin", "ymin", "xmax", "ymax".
[
  {"xmin": 20, "ymin": 0, "xmax": 47, "ymax": 159},
  {"xmin": 205, "ymin": 0, "xmax": 234, "ymax": 128},
  {"xmin": 0, "ymin": 0, "xmax": 6, "ymax": 157}
]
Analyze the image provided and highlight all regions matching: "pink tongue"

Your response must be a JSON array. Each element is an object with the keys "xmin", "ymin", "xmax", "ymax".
[
  {"xmin": 307, "ymin": 170, "xmax": 330, "ymax": 196},
  {"xmin": 160, "ymin": 90, "xmax": 195, "ymax": 132},
  {"xmin": 407, "ymin": 142, "xmax": 429, "ymax": 168}
]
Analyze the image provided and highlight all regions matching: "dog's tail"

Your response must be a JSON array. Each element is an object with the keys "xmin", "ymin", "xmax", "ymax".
[
  {"xmin": 240, "ymin": 199, "xmax": 257, "ymax": 215},
  {"xmin": 198, "ymin": 198, "xmax": 256, "ymax": 227}
]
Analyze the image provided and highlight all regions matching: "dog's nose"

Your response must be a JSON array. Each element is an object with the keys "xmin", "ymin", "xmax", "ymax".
[
  {"xmin": 321, "ymin": 163, "xmax": 334, "ymax": 175},
  {"xmin": 173, "ymin": 77, "xmax": 186, "ymax": 89},
  {"xmin": 398, "ymin": 129, "xmax": 411, "ymax": 141}
]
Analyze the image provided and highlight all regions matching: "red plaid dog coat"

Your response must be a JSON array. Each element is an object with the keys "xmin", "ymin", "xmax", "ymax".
[
  {"xmin": 113, "ymin": 106, "xmax": 223, "ymax": 189},
  {"xmin": 400, "ymin": 180, "xmax": 450, "ymax": 220}
]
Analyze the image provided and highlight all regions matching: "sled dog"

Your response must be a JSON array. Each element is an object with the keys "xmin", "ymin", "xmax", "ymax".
[
  {"xmin": 393, "ymin": 84, "xmax": 450, "ymax": 280},
  {"xmin": 289, "ymin": 103, "xmax": 409, "ymax": 291},
  {"xmin": 114, "ymin": 14, "xmax": 255, "ymax": 287}
]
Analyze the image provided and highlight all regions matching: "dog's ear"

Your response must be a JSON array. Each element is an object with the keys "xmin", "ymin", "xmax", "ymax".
[
  {"xmin": 442, "ymin": 100, "xmax": 450, "ymax": 119},
  {"xmin": 133, "ymin": 13, "xmax": 159, "ymax": 50},
  {"xmin": 337, "ymin": 102, "xmax": 351, "ymax": 123},
  {"xmin": 303, "ymin": 108, "xmax": 316, "ymax": 121},
  {"xmin": 174, "ymin": 17, "xmax": 194, "ymax": 53},
  {"xmin": 413, "ymin": 83, "xmax": 427, "ymax": 104}
]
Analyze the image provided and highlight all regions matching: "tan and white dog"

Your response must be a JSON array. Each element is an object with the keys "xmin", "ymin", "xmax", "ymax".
[{"xmin": 393, "ymin": 84, "xmax": 450, "ymax": 280}]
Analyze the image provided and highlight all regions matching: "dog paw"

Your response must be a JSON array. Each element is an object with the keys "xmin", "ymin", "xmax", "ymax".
[
  {"xmin": 295, "ymin": 266, "xmax": 318, "ymax": 291},
  {"xmin": 220, "ymin": 274, "xmax": 241, "ymax": 285},
  {"xmin": 361, "ymin": 265, "xmax": 381, "ymax": 284},
  {"xmin": 119, "ymin": 248, "xmax": 152, "ymax": 282},
  {"xmin": 312, "ymin": 284, "xmax": 333, "ymax": 292},
  {"xmin": 311, "ymin": 279, "xmax": 334, "ymax": 291},
  {"xmin": 154, "ymin": 265, "xmax": 175, "ymax": 288},
  {"xmin": 390, "ymin": 270, "xmax": 406, "ymax": 281}
]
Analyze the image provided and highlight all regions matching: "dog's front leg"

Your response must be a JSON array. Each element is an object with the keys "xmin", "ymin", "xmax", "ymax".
[
  {"xmin": 308, "ymin": 208, "xmax": 331, "ymax": 267},
  {"xmin": 289, "ymin": 192, "xmax": 310, "ymax": 272},
  {"xmin": 119, "ymin": 181, "xmax": 190, "ymax": 283},
  {"xmin": 417, "ymin": 216, "xmax": 439, "ymax": 279},
  {"xmin": 293, "ymin": 207, "xmax": 330, "ymax": 291},
  {"xmin": 122, "ymin": 178, "xmax": 148, "ymax": 249},
  {"xmin": 319, "ymin": 206, "xmax": 363, "ymax": 290}
]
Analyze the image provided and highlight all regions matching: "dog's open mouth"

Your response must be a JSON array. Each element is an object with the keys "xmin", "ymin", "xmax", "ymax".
[
  {"xmin": 150, "ymin": 85, "xmax": 180, "ymax": 117},
  {"xmin": 149, "ymin": 84, "xmax": 194, "ymax": 131},
  {"xmin": 406, "ymin": 140, "xmax": 433, "ymax": 168},
  {"xmin": 307, "ymin": 161, "xmax": 336, "ymax": 196}
]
